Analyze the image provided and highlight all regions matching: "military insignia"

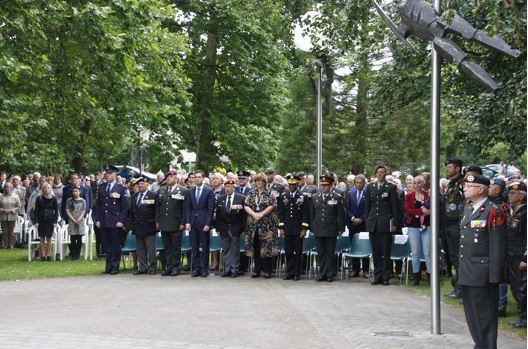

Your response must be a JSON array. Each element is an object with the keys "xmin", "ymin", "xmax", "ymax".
[
  {"xmin": 283, "ymin": 197, "xmax": 289, "ymax": 205},
  {"xmin": 297, "ymin": 196, "xmax": 304, "ymax": 203},
  {"xmin": 304, "ymin": 192, "xmax": 312, "ymax": 197},
  {"xmin": 467, "ymin": 175, "xmax": 474, "ymax": 182},
  {"xmin": 479, "ymin": 205, "xmax": 485, "ymax": 212},
  {"xmin": 110, "ymin": 192, "xmax": 121, "ymax": 199},
  {"xmin": 470, "ymin": 220, "xmax": 486, "ymax": 228},
  {"xmin": 511, "ymin": 219, "xmax": 519, "ymax": 228},
  {"xmin": 172, "ymin": 194, "xmax": 184, "ymax": 200},
  {"xmin": 448, "ymin": 203, "xmax": 456, "ymax": 211},
  {"xmin": 381, "ymin": 192, "xmax": 388, "ymax": 198},
  {"xmin": 143, "ymin": 199, "xmax": 155, "ymax": 205},
  {"xmin": 328, "ymin": 199, "xmax": 337, "ymax": 205},
  {"xmin": 232, "ymin": 204, "xmax": 243, "ymax": 210}
]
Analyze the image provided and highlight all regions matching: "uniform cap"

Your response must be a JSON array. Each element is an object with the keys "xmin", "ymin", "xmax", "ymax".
[
  {"xmin": 286, "ymin": 174, "xmax": 300, "ymax": 185},
  {"xmin": 236, "ymin": 170, "xmax": 250, "ymax": 178},
  {"xmin": 165, "ymin": 169, "xmax": 177, "ymax": 178},
  {"xmin": 465, "ymin": 174, "xmax": 489, "ymax": 186},
  {"xmin": 105, "ymin": 165, "xmax": 119, "ymax": 173},
  {"xmin": 319, "ymin": 175, "xmax": 334, "ymax": 185},
  {"xmin": 490, "ymin": 178, "xmax": 506, "ymax": 187},
  {"xmin": 508, "ymin": 182, "xmax": 527, "ymax": 192},
  {"xmin": 264, "ymin": 168, "xmax": 275, "ymax": 175}
]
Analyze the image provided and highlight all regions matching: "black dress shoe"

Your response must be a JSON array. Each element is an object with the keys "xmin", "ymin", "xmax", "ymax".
[
  {"xmin": 161, "ymin": 270, "xmax": 171, "ymax": 276},
  {"xmin": 221, "ymin": 272, "xmax": 232, "ymax": 278},
  {"xmin": 326, "ymin": 276, "xmax": 334, "ymax": 282},
  {"xmin": 170, "ymin": 270, "xmax": 180, "ymax": 276},
  {"xmin": 293, "ymin": 275, "xmax": 300, "ymax": 281},
  {"xmin": 148, "ymin": 270, "xmax": 157, "ymax": 275},
  {"xmin": 101, "ymin": 270, "xmax": 111, "ymax": 275},
  {"xmin": 382, "ymin": 280, "xmax": 390, "ymax": 286},
  {"xmin": 110, "ymin": 270, "xmax": 119, "ymax": 275},
  {"xmin": 231, "ymin": 273, "xmax": 238, "ymax": 278},
  {"xmin": 371, "ymin": 279, "xmax": 382, "ymax": 285},
  {"xmin": 510, "ymin": 319, "xmax": 527, "ymax": 328},
  {"xmin": 134, "ymin": 270, "xmax": 147, "ymax": 275},
  {"xmin": 316, "ymin": 276, "xmax": 327, "ymax": 282},
  {"xmin": 283, "ymin": 275, "xmax": 294, "ymax": 280},
  {"xmin": 191, "ymin": 271, "xmax": 201, "ymax": 277},
  {"xmin": 446, "ymin": 290, "xmax": 463, "ymax": 299},
  {"xmin": 250, "ymin": 272, "xmax": 260, "ymax": 278},
  {"xmin": 497, "ymin": 309, "xmax": 507, "ymax": 317},
  {"xmin": 201, "ymin": 272, "xmax": 209, "ymax": 277},
  {"xmin": 263, "ymin": 273, "xmax": 271, "ymax": 279}
]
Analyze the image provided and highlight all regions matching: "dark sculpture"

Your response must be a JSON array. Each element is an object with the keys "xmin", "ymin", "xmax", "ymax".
[{"xmin": 373, "ymin": 0, "xmax": 521, "ymax": 91}]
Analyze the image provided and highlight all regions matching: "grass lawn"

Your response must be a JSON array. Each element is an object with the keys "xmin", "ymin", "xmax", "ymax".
[
  {"xmin": 404, "ymin": 274, "xmax": 527, "ymax": 341},
  {"xmin": 0, "ymin": 247, "xmax": 106, "ymax": 281}
]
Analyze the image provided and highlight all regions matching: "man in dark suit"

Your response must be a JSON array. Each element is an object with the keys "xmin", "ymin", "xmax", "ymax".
[
  {"xmin": 235, "ymin": 170, "xmax": 252, "ymax": 196},
  {"xmin": 185, "ymin": 170, "xmax": 215, "ymax": 277},
  {"xmin": 310, "ymin": 174, "xmax": 346, "ymax": 282},
  {"xmin": 156, "ymin": 170, "xmax": 187, "ymax": 276},
  {"xmin": 96, "ymin": 165, "xmax": 128, "ymax": 275},
  {"xmin": 277, "ymin": 174, "xmax": 310, "ymax": 280},
  {"xmin": 215, "ymin": 179, "xmax": 246, "ymax": 277},
  {"xmin": 265, "ymin": 168, "xmax": 284, "ymax": 200},
  {"xmin": 365, "ymin": 165, "xmax": 399, "ymax": 285},
  {"xmin": 458, "ymin": 174, "xmax": 507, "ymax": 349},
  {"xmin": 61, "ymin": 172, "xmax": 92, "ymax": 221},
  {"xmin": 345, "ymin": 174, "xmax": 369, "ymax": 278},
  {"xmin": 130, "ymin": 177, "xmax": 158, "ymax": 275}
]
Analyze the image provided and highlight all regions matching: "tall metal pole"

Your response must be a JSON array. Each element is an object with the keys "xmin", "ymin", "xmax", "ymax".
[
  {"xmin": 430, "ymin": 0, "xmax": 442, "ymax": 335},
  {"xmin": 316, "ymin": 65, "xmax": 323, "ymax": 186}
]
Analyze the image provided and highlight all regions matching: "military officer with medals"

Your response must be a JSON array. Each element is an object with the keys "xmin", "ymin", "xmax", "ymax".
[
  {"xmin": 505, "ymin": 181, "xmax": 527, "ymax": 328},
  {"xmin": 443, "ymin": 158, "xmax": 466, "ymax": 298},
  {"xmin": 365, "ymin": 165, "xmax": 400, "ymax": 286},
  {"xmin": 277, "ymin": 174, "xmax": 310, "ymax": 280},
  {"xmin": 298, "ymin": 171, "xmax": 317, "ymax": 200},
  {"xmin": 310, "ymin": 174, "xmax": 346, "ymax": 282},
  {"xmin": 130, "ymin": 177, "xmax": 158, "ymax": 275},
  {"xmin": 458, "ymin": 174, "xmax": 507, "ymax": 349},
  {"xmin": 156, "ymin": 170, "xmax": 187, "ymax": 276},
  {"xmin": 96, "ymin": 165, "xmax": 128, "ymax": 275},
  {"xmin": 265, "ymin": 168, "xmax": 284, "ymax": 200}
]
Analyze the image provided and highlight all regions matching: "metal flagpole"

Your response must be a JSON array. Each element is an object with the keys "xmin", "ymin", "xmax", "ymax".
[
  {"xmin": 430, "ymin": 0, "xmax": 442, "ymax": 335},
  {"xmin": 316, "ymin": 64, "xmax": 323, "ymax": 187}
]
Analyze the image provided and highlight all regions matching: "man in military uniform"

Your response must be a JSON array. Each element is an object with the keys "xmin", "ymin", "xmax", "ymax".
[
  {"xmin": 130, "ymin": 177, "xmax": 158, "ymax": 275},
  {"xmin": 156, "ymin": 170, "xmax": 187, "ymax": 276},
  {"xmin": 235, "ymin": 170, "xmax": 252, "ymax": 196},
  {"xmin": 96, "ymin": 165, "xmax": 128, "ymax": 275},
  {"xmin": 265, "ymin": 168, "xmax": 284, "ymax": 200},
  {"xmin": 277, "ymin": 174, "xmax": 310, "ymax": 280},
  {"xmin": 298, "ymin": 171, "xmax": 317, "ymax": 200},
  {"xmin": 443, "ymin": 158, "xmax": 465, "ymax": 298},
  {"xmin": 365, "ymin": 165, "xmax": 399, "ymax": 285},
  {"xmin": 489, "ymin": 177, "xmax": 509, "ymax": 316},
  {"xmin": 310, "ymin": 174, "xmax": 346, "ymax": 282},
  {"xmin": 505, "ymin": 182, "xmax": 527, "ymax": 328},
  {"xmin": 458, "ymin": 174, "xmax": 507, "ymax": 349}
]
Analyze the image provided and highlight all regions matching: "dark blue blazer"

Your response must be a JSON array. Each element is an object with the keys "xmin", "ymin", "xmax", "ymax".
[
  {"xmin": 61, "ymin": 184, "xmax": 92, "ymax": 219},
  {"xmin": 96, "ymin": 182, "xmax": 128, "ymax": 228},
  {"xmin": 235, "ymin": 186, "xmax": 252, "ymax": 197},
  {"xmin": 130, "ymin": 190, "xmax": 157, "ymax": 236},
  {"xmin": 346, "ymin": 187, "xmax": 367, "ymax": 223},
  {"xmin": 185, "ymin": 185, "xmax": 215, "ymax": 229}
]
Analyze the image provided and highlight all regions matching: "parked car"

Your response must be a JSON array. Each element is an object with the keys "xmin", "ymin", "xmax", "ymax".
[{"xmin": 485, "ymin": 164, "xmax": 521, "ymax": 178}]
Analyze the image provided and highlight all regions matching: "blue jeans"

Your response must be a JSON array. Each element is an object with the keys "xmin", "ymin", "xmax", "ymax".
[
  {"xmin": 407, "ymin": 226, "xmax": 431, "ymax": 273},
  {"xmin": 498, "ymin": 282, "xmax": 508, "ymax": 310}
]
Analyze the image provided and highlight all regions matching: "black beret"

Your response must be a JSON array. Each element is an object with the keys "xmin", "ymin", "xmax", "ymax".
[{"xmin": 465, "ymin": 174, "xmax": 489, "ymax": 186}]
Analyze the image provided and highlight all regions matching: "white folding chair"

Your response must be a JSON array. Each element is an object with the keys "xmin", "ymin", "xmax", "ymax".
[{"xmin": 27, "ymin": 226, "xmax": 41, "ymax": 262}]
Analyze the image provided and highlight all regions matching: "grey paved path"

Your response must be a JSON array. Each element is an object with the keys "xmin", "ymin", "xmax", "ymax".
[{"xmin": 0, "ymin": 275, "xmax": 524, "ymax": 349}]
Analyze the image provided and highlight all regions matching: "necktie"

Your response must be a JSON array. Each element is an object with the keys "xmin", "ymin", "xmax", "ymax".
[
  {"xmin": 107, "ymin": 183, "xmax": 111, "ymax": 193},
  {"xmin": 226, "ymin": 195, "xmax": 232, "ymax": 212},
  {"xmin": 137, "ymin": 192, "xmax": 144, "ymax": 205},
  {"xmin": 357, "ymin": 190, "xmax": 361, "ymax": 203},
  {"xmin": 196, "ymin": 187, "xmax": 201, "ymax": 204}
]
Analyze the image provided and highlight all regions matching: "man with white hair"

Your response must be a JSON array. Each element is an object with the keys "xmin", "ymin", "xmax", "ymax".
[
  {"xmin": 150, "ymin": 171, "xmax": 164, "ymax": 192},
  {"xmin": 346, "ymin": 175, "xmax": 355, "ymax": 190}
]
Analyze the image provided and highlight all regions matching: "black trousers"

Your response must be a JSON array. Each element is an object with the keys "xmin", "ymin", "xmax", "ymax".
[
  {"xmin": 316, "ymin": 237, "xmax": 337, "ymax": 279},
  {"xmin": 445, "ymin": 223, "xmax": 461, "ymax": 291},
  {"xmin": 369, "ymin": 231, "xmax": 392, "ymax": 282},
  {"xmin": 462, "ymin": 284, "xmax": 499, "ymax": 349},
  {"xmin": 284, "ymin": 234, "xmax": 303, "ymax": 277},
  {"xmin": 101, "ymin": 227, "xmax": 123, "ymax": 272},
  {"xmin": 349, "ymin": 224, "xmax": 369, "ymax": 273},
  {"xmin": 70, "ymin": 235, "xmax": 83, "ymax": 259},
  {"xmin": 94, "ymin": 225, "xmax": 104, "ymax": 256},
  {"xmin": 253, "ymin": 232, "xmax": 272, "ymax": 274},
  {"xmin": 506, "ymin": 253, "xmax": 527, "ymax": 322},
  {"xmin": 161, "ymin": 231, "xmax": 182, "ymax": 273}
]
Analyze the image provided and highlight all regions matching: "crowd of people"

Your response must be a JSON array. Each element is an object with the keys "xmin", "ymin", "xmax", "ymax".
[{"xmin": 0, "ymin": 159, "xmax": 525, "ymax": 347}]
